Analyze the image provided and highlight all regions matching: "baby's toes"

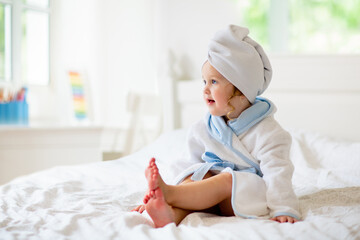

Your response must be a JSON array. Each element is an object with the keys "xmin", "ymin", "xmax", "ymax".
[{"xmin": 143, "ymin": 194, "xmax": 151, "ymax": 204}]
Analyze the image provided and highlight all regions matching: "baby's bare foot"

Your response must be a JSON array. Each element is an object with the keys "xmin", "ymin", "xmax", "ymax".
[
  {"xmin": 145, "ymin": 188, "xmax": 175, "ymax": 228},
  {"xmin": 143, "ymin": 158, "xmax": 169, "ymax": 206},
  {"xmin": 145, "ymin": 158, "xmax": 162, "ymax": 191}
]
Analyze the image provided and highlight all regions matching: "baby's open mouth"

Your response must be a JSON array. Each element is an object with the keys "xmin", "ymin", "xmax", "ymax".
[{"xmin": 207, "ymin": 99, "xmax": 215, "ymax": 104}]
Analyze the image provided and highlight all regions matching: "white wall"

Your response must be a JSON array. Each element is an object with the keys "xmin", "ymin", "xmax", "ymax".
[
  {"xmin": 100, "ymin": 0, "xmax": 241, "ymax": 127},
  {"xmin": 155, "ymin": 0, "xmax": 242, "ymax": 130},
  {"xmin": 46, "ymin": 0, "xmax": 242, "ymax": 129},
  {"xmin": 101, "ymin": 0, "xmax": 157, "ymax": 127},
  {"xmin": 29, "ymin": 0, "xmax": 104, "ymax": 125},
  {"xmin": 49, "ymin": 0, "xmax": 158, "ymax": 127},
  {"xmin": 156, "ymin": 0, "xmax": 241, "ymax": 80}
]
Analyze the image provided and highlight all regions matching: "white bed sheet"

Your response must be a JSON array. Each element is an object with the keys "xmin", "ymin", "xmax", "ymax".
[{"xmin": 1, "ymin": 129, "xmax": 360, "ymax": 240}]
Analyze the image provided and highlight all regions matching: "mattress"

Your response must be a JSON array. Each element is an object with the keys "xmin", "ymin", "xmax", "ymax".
[{"xmin": 0, "ymin": 128, "xmax": 359, "ymax": 239}]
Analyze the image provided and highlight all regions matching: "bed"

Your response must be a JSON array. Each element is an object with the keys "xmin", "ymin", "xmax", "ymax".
[{"xmin": 1, "ymin": 55, "xmax": 360, "ymax": 239}]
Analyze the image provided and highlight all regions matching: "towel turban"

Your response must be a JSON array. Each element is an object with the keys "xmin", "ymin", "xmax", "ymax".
[{"xmin": 207, "ymin": 25, "xmax": 272, "ymax": 103}]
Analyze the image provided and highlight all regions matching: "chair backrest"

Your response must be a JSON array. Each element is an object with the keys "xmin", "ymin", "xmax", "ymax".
[{"xmin": 123, "ymin": 92, "xmax": 163, "ymax": 155}]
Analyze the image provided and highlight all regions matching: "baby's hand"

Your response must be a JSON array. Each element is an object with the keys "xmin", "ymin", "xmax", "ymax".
[
  {"xmin": 131, "ymin": 204, "xmax": 145, "ymax": 213},
  {"xmin": 270, "ymin": 215, "xmax": 298, "ymax": 223}
]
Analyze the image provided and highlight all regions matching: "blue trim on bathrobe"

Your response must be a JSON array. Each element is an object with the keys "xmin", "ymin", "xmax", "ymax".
[{"xmin": 205, "ymin": 97, "xmax": 274, "ymax": 177}]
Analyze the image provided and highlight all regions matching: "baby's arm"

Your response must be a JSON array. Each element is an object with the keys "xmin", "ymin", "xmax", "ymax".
[{"xmin": 252, "ymin": 117, "xmax": 301, "ymax": 220}]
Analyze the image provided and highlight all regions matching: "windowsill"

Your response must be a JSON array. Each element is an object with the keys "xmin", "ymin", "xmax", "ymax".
[
  {"xmin": 0, "ymin": 123, "xmax": 103, "ymax": 131},
  {"xmin": 0, "ymin": 124, "xmax": 103, "ymax": 147}
]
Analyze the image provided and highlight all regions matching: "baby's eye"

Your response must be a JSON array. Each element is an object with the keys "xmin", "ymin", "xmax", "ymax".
[
  {"xmin": 211, "ymin": 80, "xmax": 217, "ymax": 84},
  {"xmin": 203, "ymin": 79, "xmax": 206, "ymax": 85}
]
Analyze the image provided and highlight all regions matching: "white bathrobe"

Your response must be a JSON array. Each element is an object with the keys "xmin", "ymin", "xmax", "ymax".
[{"xmin": 172, "ymin": 98, "xmax": 300, "ymax": 220}]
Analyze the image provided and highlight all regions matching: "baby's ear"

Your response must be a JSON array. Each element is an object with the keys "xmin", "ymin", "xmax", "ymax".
[
  {"xmin": 229, "ymin": 95, "xmax": 243, "ymax": 105},
  {"xmin": 239, "ymin": 94, "xmax": 251, "ymax": 104}
]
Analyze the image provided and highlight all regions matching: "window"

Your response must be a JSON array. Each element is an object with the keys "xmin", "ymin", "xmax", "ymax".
[
  {"xmin": 0, "ymin": 3, "xmax": 11, "ymax": 82},
  {"xmin": 238, "ymin": 0, "xmax": 360, "ymax": 54},
  {"xmin": 0, "ymin": 0, "xmax": 50, "ymax": 85}
]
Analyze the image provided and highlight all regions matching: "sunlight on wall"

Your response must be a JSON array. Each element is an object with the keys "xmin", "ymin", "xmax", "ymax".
[
  {"xmin": 25, "ymin": 0, "xmax": 360, "ymax": 127},
  {"xmin": 238, "ymin": 0, "xmax": 360, "ymax": 54},
  {"xmin": 102, "ymin": 0, "xmax": 157, "ymax": 127}
]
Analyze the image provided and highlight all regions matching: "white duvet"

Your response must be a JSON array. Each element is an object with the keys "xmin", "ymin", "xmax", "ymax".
[{"xmin": 1, "ymin": 129, "xmax": 360, "ymax": 240}]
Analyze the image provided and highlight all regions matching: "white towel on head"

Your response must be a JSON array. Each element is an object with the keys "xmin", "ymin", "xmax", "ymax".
[{"xmin": 207, "ymin": 25, "xmax": 272, "ymax": 103}]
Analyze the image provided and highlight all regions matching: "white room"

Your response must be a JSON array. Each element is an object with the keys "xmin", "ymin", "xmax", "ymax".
[{"xmin": 0, "ymin": 0, "xmax": 360, "ymax": 239}]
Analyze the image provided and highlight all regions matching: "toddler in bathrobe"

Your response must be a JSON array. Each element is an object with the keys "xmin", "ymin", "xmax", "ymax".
[{"xmin": 132, "ymin": 25, "xmax": 301, "ymax": 227}]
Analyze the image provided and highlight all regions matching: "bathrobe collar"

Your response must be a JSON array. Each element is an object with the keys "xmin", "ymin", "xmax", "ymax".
[{"xmin": 206, "ymin": 97, "xmax": 275, "ymax": 147}]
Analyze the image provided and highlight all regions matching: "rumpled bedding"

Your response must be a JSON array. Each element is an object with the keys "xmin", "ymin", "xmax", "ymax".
[{"xmin": 0, "ymin": 129, "xmax": 360, "ymax": 240}]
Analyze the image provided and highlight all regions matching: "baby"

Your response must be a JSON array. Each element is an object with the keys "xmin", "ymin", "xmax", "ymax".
[{"xmin": 133, "ymin": 25, "xmax": 300, "ymax": 227}]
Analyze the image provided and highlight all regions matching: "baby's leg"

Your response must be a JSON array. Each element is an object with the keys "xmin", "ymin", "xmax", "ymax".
[
  {"xmin": 143, "ymin": 158, "xmax": 193, "ymax": 226},
  {"xmin": 166, "ymin": 172, "xmax": 233, "ymax": 211},
  {"xmin": 144, "ymin": 158, "xmax": 233, "ymax": 223}
]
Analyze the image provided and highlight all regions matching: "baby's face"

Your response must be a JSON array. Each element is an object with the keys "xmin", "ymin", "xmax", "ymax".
[{"xmin": 202, "ymin": 61, "xmax": 235, "ymax": 117}]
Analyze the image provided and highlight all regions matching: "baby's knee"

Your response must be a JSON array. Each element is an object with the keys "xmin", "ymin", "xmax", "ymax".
[{"xmin": 221, "ymin": 172, "xmax": 233, "ymax": 190}]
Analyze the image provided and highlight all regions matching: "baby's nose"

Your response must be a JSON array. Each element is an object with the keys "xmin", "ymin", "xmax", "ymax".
[{"xmin": 203, "ymin": 85, "xmax": 210, "ymax": 94}]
